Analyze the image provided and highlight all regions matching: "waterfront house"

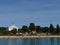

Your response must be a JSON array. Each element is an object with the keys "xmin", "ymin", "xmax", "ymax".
[
  {"xmin": 32, "ymin": 30, "xmax": 37, "ymax": 34},
  {"xmin": 8, "ymin": 24, "xmax": 18, "ymax": 31}
]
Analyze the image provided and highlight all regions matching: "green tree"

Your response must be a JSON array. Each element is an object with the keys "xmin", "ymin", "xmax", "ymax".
[
  {"xmin": 43, "ymin": 27, "xmax": 49, "ymax": 33},
  {"xmin": 11, "ymin": 29, "xmax": 17, "ymax": 34},
  {"xmin": 29, "ymin": 23, "xmax": 35, "ymax": 31},
  {"xmin": 0, "ymin": 27, "xmax": 8, "ymax": 35},
  {"xmin": 18, "ymin": 29, "xmax": 21, "ymax": 33},
  {"xmin": 56, "ymin": 24, "xmax": 60, "ymax": 34},
  {"xmin": 21, "ymin": 25, "xmax": 29, "ymax": 33},
  {"xmin": 36, "ymin": 26, "xmax": 41, "ymax": 33},
  {"xmin": 49, "ymin": 24, "xmax": 55, "ymax": 34}
]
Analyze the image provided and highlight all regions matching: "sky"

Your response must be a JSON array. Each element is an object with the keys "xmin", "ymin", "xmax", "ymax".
[{"xmin": 0, "ymin": 0, "xmax": 60, "ymax": 28}]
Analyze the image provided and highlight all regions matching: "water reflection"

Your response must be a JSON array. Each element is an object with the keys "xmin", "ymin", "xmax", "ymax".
[
  {"xmin": 50, "ymin": 38, "xmax": 55, "ymax": 45},
  {"xmin": 17, "ymin": 38, "xmax": 24, "ymax": 45},
  {"xmin": 22, "ymin": 38, "xmax": 31, "ymax": 45},
  {"xmin": 50, "ymin": 38, "xmax": 60, "ymax": 45},
  {"xmin": 56, "ymin": 38, "xmax": 60, "ymax": 45},
  {"xmin": 8, "ymin": 38, "xmax": 17, "ymax": 45},
  {"xmin": 0, "ymin": 38, "xmax": 60, "ymax": 45},
  {"xmin": 0, "ymin": 38, "xmax": 8, "ymax": 45},
  {"xmin": 21, "ymin": 38, "xmax": 42, "ymax": 45}
]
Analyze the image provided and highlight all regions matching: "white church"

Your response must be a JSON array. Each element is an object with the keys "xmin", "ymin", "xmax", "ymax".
[{"xmin": 8, "ymin": 24, "xmax": 18, "ymax": 31}]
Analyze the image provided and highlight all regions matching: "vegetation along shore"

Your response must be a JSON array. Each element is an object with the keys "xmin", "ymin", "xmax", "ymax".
[{"xmin": 0, "ymin": 23, "xmax": 60, "ymax": 38}]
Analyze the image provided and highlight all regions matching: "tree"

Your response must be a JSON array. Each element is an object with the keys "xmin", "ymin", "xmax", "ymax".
[
  {"xmin": 29, "ymin": 23, "xmax": 35, "ymax": 31},
  {"xmin": 43, "ymin": 27, "xmax": 49, "ymax": 33},
  {"xmin": 56, "ymin": 24, "xmax": 60, "ymax": 34},
  {"xmin": 0, "ymin": 27, "xmax": 8, "ymax": 35},
  {"xmin": 36, "ymin": 26, "xmax": 41, "ymax": 33},
  {"xmin": 21, "ymin": 25, "xmax": 29, "ymax": 33},
  {"xmin": 18, "ymin": 29, "xmax": 21, "ymax": 33},
  {"xmin": 49, "ymin": 24, "xmax": 55, "ymax": 34},
  {"xmin": 11, "ymin": 29, "xmax": 17, "ymax": 34}
]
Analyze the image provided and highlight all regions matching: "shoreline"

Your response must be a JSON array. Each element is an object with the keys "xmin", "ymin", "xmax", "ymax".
[{"xmin": 0, "ymin": 35, "xmax": 60, "ymax": 38}]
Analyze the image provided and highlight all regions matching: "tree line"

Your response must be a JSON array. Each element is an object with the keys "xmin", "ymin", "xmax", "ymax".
[{"xmin": 0, "ymin": 23, "xmax": 60, "ymax": 35}]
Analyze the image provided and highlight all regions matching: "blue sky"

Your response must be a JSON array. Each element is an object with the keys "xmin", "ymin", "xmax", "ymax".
[{"xmin": 0, "ymin": 0, "xmax": 60, "ymax": 28}]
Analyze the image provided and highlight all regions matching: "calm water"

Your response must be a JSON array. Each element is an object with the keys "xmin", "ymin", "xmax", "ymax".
[{"xmin": 0, "ymin": 38, "xmax": 60, "ymax": 45}]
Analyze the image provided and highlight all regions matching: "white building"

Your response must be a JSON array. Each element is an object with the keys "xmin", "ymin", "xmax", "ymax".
[{"xmin": 8, "ymin": 24, "xmax": 18, "ymax": 31}]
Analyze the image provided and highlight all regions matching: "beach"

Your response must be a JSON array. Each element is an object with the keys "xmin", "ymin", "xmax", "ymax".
[{"xmin": 0, "ymin": 35, "xmax": 60, "ymax": 38}]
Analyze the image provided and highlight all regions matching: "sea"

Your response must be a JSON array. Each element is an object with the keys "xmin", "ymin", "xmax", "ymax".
[{"xmin": 0, "ymin": 38, "xmax": 60, "ymax": 45}]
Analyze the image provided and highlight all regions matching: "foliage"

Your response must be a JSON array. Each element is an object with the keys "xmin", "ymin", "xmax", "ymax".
[
  {"xmin": 29, "ymin": 23, "xmax": 35, "ymax": 31},
  {"xmin": 36, "ymin": 26, "xmax": 41, "ymax": 33},
  {"xmin": 10, "ymin": 29, "xmax": 17, "ymax": 34},
  {"xmin": 49, "ymin": 24, "xmax": 55, "ymax": 34},
  {"xmin": 21, "ymin": 25, "xmax": 29, "ymax": 33},
  {"xmin": 0, "ymin": 27, "xmax": 8, "ymax": 34},
  {"xmin": 43, "ymin": 27, "xmax": 49, "ymax": 33},
  {"xmin": 0, "ymin": 23, "xmax": 60, "ymax": 35},
  {"xmin": 56, "ymin": 24, "xmax": 60, "ymax": 34},
  {"xmin": 18, "ymin": 29, "xmax": 21, "ymax": 33}
]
